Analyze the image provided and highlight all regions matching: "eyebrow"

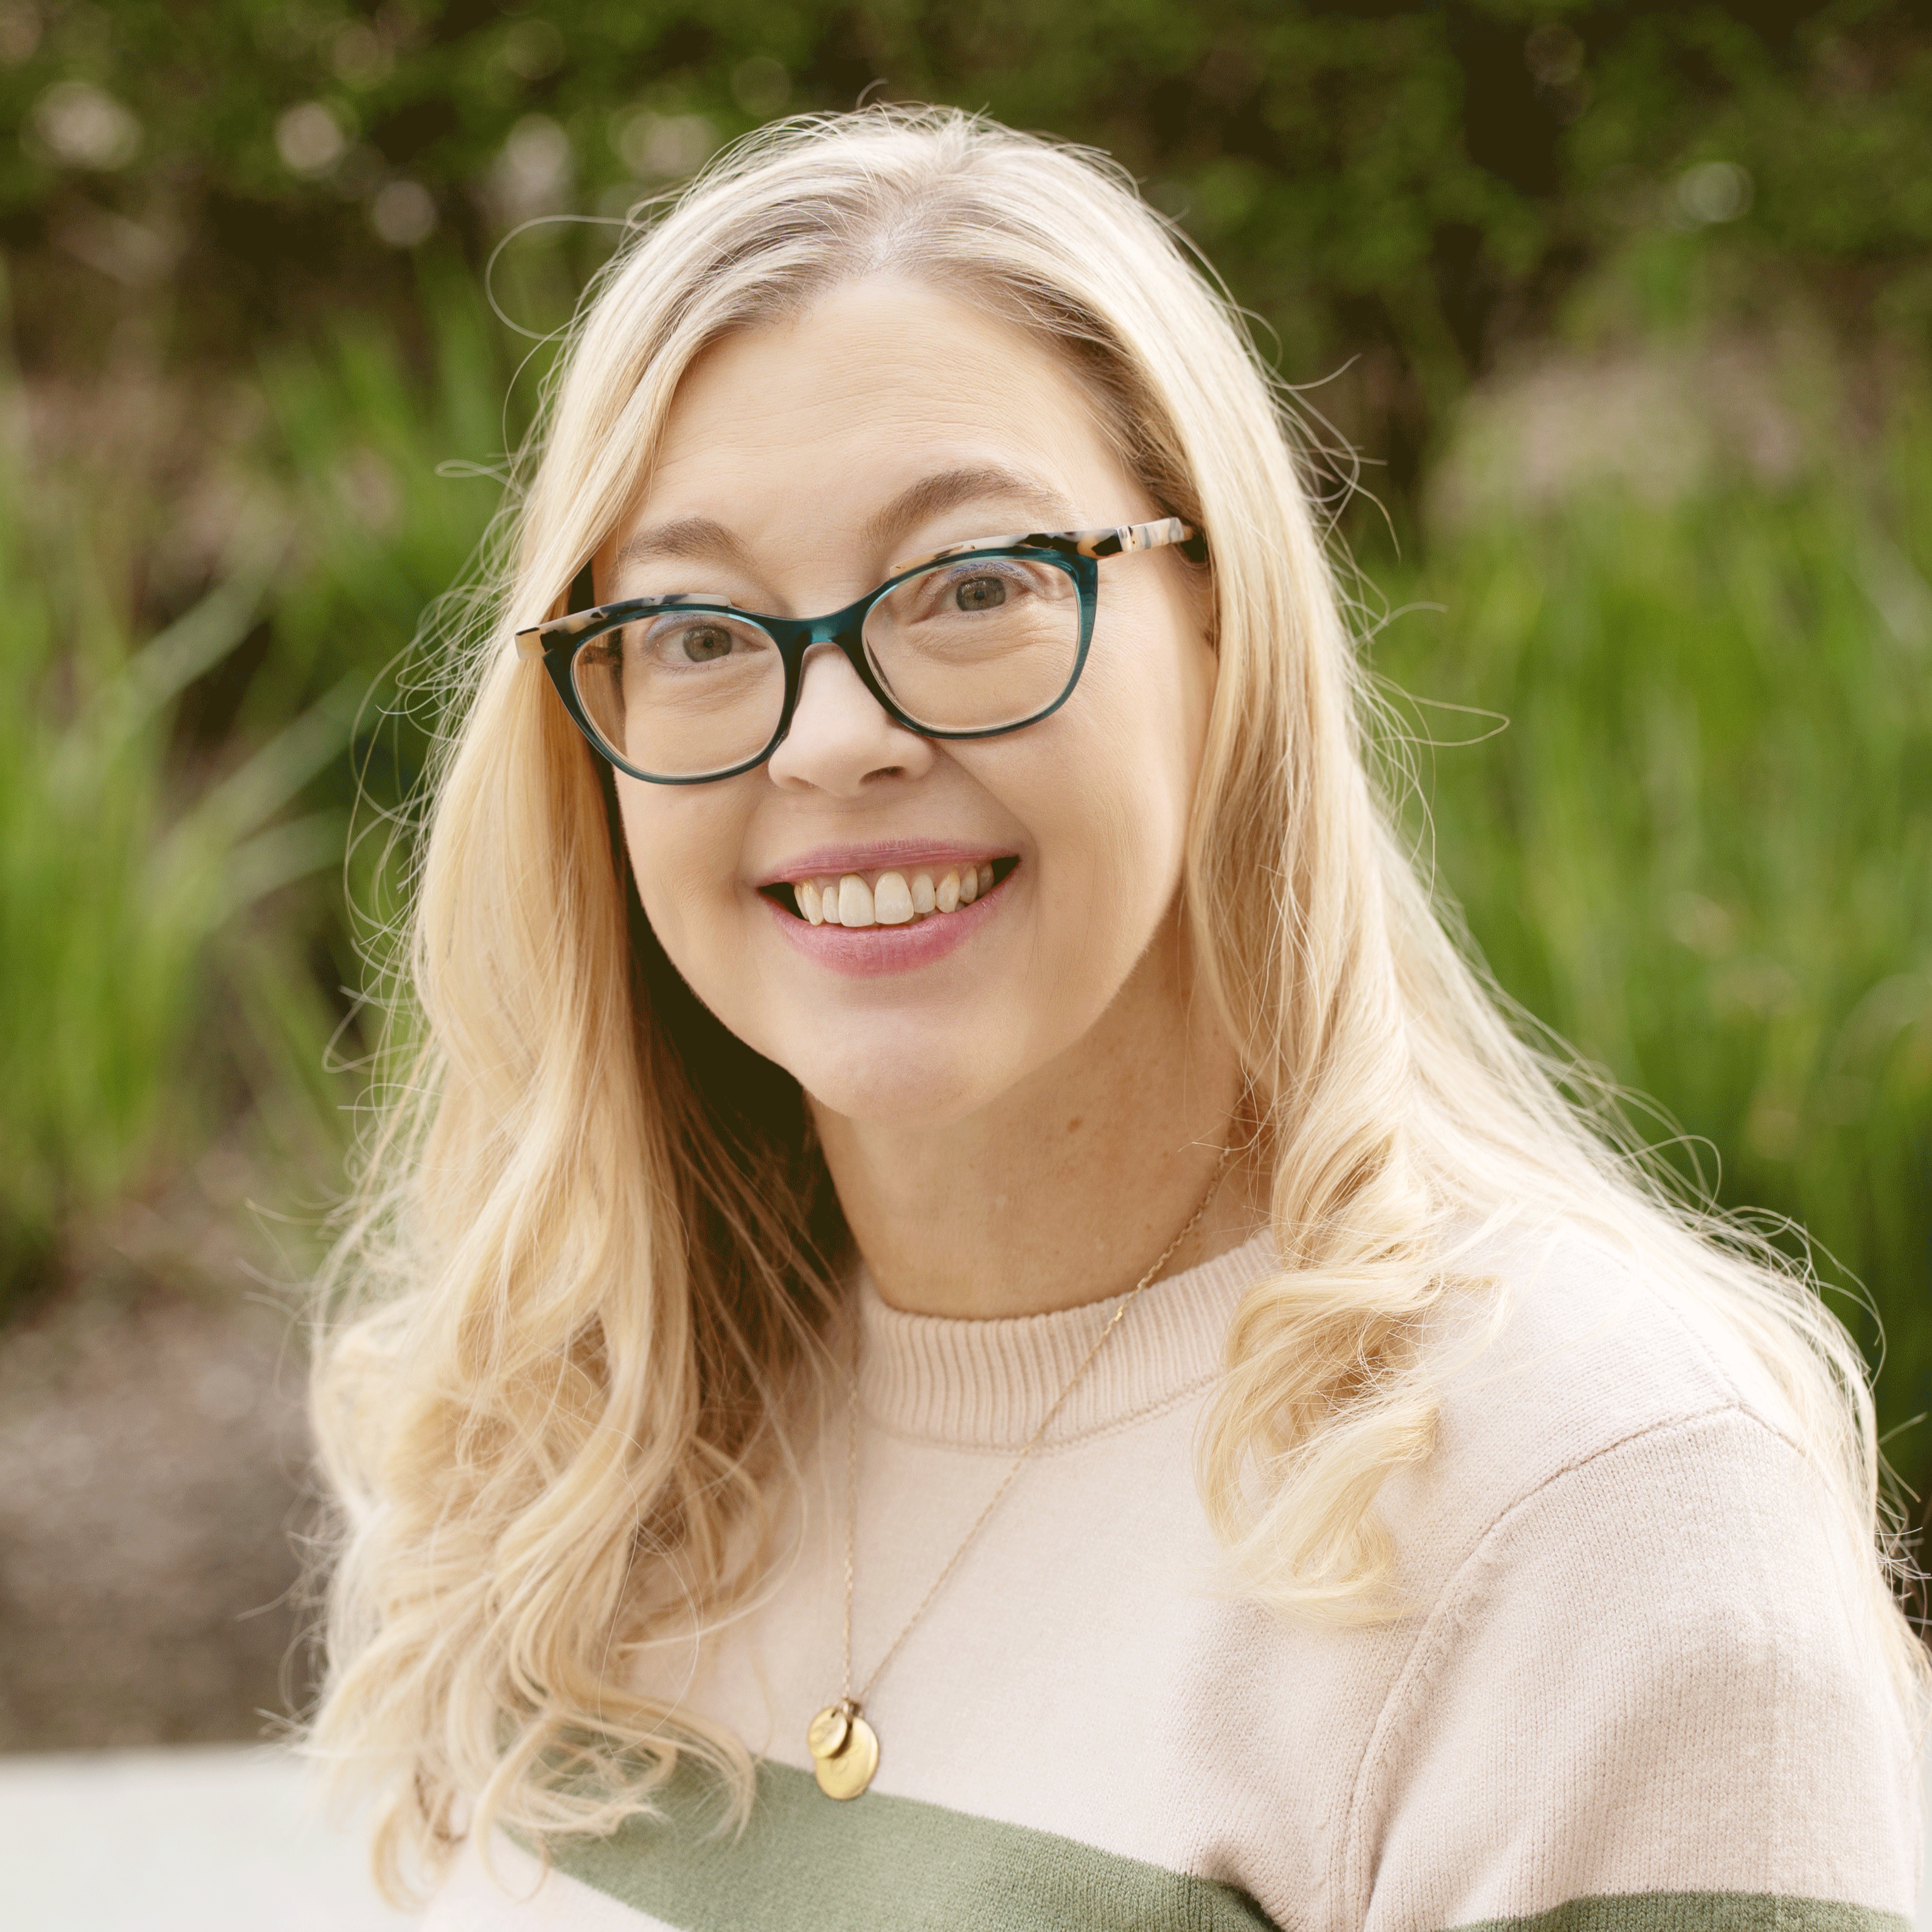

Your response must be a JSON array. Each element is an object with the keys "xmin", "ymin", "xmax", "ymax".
[
  {"xmin": 859, "ymin": 465, "xmax": 1074, "ymax": 555},
  {"xmin": 615, "ymin": 516, "xmax": 756, "ymax": 572},
  {"xmin": 613, "ymin": 465, "xmax": 1075, "ymax": 582}
]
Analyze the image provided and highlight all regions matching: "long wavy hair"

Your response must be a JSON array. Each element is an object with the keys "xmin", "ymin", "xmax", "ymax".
[{"xmin": 309, "ymin": 106, "xmax": 1925, "ymax": 1892}]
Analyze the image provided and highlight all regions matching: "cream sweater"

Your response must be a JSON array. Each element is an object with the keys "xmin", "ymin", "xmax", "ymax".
[{"xmin": 426, "ymin": 1228, "xmax": 1923, "ymax": 1931}]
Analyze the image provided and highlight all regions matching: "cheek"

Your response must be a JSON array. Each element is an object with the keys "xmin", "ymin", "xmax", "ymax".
[
  {"xmin": 975, "ymin": 611, "xmax": 1211, "ymax": 947},
  {"xmin": 616, "ymin": 781, "xmax": 751, "ymax": 966},
  {"xmin": 1062, "ymin": 610, "xmax": 1211, "ymax": 872}
]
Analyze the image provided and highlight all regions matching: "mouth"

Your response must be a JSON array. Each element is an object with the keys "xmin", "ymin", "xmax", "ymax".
[{"xmin": 759, "ymin": 856, "xmax": 1021, "ymax": 926}]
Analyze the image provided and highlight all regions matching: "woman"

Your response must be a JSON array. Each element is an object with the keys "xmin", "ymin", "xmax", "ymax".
[{"xmin": 312, "ymin": 109, "xmax": 1925, "ymax": 1929}]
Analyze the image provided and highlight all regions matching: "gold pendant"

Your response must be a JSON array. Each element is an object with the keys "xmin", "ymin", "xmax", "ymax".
[{"xmin": 807, "ymin": 1700, "xmax": 878, "ymax": 1800}]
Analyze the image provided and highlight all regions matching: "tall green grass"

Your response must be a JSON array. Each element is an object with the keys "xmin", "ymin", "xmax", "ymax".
[
  {"xmin": 252, "ymin": 286, "xmax": 528, "ymax": 995},
  {"xmin": 0, "ymin": 403, "xmax": 352, "ymax": 1302},
  {"xmin": 0, "ymin": 284, "xmax": 513, "ymax": 1308},
  {"xmin": 1370, "ymin": 420, "xmax": 1932, "ymax": 1495},
  {"xmin": 251, "ymin": 282, "xmax": 519, "ymax": 733}
]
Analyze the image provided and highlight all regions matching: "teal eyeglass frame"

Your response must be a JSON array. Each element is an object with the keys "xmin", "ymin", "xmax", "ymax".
[{"xmin": 513, "ymin": 515, "xmax": 1204, "ymax": 786}]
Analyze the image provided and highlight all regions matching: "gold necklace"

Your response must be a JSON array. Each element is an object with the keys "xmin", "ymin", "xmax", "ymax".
[{"xmin": 807, "ymin": 1145, "xmax": 1236, "ymax": 1799}]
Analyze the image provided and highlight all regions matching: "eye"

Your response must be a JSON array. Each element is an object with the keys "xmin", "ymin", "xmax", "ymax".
[
  {"xmin": 951, "ymin": 574, "xmax": 1009, "ymax": 613},
  {"xmin": 675, "ymin": 623, "xmax": 736, "ymax": 662}
]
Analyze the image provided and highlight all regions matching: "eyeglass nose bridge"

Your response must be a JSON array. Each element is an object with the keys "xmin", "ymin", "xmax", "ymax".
[{"xmin": 766, "ymin": 593, "xmax": 907, "ymax": 749}]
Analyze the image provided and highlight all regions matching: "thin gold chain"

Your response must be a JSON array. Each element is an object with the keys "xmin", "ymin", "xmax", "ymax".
[{"xmin": 839, "ymin": 1142, "xmax": 1236, "ymax": 1711}]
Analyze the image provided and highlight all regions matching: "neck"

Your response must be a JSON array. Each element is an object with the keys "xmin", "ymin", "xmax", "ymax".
[{"xmin": 810, "ymin": 914, "xmax": 1260, "ymax": 1320}]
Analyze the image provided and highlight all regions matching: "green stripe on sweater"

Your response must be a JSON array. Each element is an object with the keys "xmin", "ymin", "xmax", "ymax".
[
  {"xmin": 547, "ymin": 1764, "xmax": 1908, "ymax": 1932},
  {"xmin": 1450, "ymin": 1899, "xmax": 1911, "ymax": 1932},
  {"xmin": 547, "ymin": 1759, "xmax": 1277, "ymax": 1930}
]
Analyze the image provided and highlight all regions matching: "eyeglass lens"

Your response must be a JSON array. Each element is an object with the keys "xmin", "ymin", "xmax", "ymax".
[{"xmin": 569, "ymin": 555, "xmax": 1083, "ymax": 780}]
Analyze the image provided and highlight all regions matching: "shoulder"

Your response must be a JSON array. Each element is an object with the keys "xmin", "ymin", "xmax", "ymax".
[
  {"xmin": 1379, "ymin": 1215, "xmax": 1900, "ymax": 1687},
  {"xmin": 1382, "ymin": 1217, "xmax": 1811, "ymax": 1572},
  {"xmin": 1349, "ymin": 1219, "xmax": 1923, "ymax": 1930}
]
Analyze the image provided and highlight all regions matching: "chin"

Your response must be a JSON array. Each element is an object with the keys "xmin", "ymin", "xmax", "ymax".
[{"xmin": 790, "ymin": 1045, "xmax": 995, "ymax": 1131}]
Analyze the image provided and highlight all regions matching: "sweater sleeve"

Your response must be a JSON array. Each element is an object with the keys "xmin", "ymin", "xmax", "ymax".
[{"xmin": 1346, "ymin": 1408, "xmax": 1923, "ymax": 1932}]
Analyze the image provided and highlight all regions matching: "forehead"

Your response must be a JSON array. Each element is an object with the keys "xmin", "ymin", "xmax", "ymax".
[{"xmin": 638, "ymin": 278, "xmax": 1130, "ymax": 540}]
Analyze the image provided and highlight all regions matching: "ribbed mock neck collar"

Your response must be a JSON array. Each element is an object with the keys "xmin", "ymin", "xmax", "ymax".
[{"xmin": 853, "ymin": 1231, "xmax": 1279, "ymax": 1451}]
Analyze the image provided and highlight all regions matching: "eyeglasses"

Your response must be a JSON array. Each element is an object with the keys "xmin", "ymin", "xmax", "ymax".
[{"xmin": 514, "ymin": 516, "xmax": 1204, "ymax": 785}]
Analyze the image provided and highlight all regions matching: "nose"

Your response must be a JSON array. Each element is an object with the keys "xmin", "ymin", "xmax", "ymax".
[{"xmin": 765, "ymin": 642, "xmax": 934, "ymax": 796}]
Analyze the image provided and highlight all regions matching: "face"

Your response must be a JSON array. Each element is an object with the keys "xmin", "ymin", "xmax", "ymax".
[{"xmin": 605, "ymin": 277, "xmax": 1215, "ymax": 1129}]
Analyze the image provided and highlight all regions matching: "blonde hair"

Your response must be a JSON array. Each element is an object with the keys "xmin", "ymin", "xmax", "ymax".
[{"xmin": 310, "ymin": 106, "xmax": 1926, "ymax": 1891}]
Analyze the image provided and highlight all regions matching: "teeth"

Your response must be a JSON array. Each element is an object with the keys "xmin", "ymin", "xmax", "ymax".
[
  {"xmin": 788, "ymin": 861, "xmax": 1005, "ymax": 924},
  {"xmin": 837, "ymin": 875, "xmax": 875, "ymax": 927}
]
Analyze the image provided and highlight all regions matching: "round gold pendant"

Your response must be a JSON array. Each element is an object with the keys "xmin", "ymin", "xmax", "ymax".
[
  {"xmin": 809, "ymin": 1708, "xmax": 878, "ymax": 1801},
  {"xmin": 805, "ymin": 1704, "xmax": 849, "ymax": 1760}
]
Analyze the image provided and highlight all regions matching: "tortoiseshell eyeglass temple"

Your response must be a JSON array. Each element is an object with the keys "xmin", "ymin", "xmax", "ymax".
[{"xmin": 512, "ymin": 516, "xmax": 1205, "ymax": 786}]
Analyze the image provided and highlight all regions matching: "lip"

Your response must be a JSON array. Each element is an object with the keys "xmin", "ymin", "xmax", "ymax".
[
  {"xmin": 752, "ymin": 838, "xmax": 1011, "ymax": 891},
  {"xmin": 760, "ymin": 865, "xmax": 1013, "ymax": 978}
]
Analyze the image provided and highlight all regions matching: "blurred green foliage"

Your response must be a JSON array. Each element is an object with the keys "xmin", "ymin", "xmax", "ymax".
[
  {"xmin": 0, "ymin": 268, "xmax": 520, "ymax": 1314},
  {"xmin": 0, "ymin": 376, "xmax": 353, "ymax": 1294},
  {"xmin": 0, "ymin": 4, "xmax": 1925, "ymax": 1509},
  {"xmin": 1371, "ymin": 394, "xmax": 1932, "ymax": 1470},
  {"xmin": 250, "ymin": 282, "xmax": 522, "ymax": 1004},
  {"xmin": 3, "ymin": 2, "xmax": 1930, "ymax": 478}
]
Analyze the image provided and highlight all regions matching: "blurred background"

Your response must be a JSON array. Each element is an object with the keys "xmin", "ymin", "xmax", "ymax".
[{"xmin": 0, "ymin": 0, "xmax": 1928, "ymax": 1766}]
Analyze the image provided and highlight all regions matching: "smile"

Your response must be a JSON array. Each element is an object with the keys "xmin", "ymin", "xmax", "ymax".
[{"xmin": 765, "ymin": 858, "xmax": 1020, "ymax": 926}]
